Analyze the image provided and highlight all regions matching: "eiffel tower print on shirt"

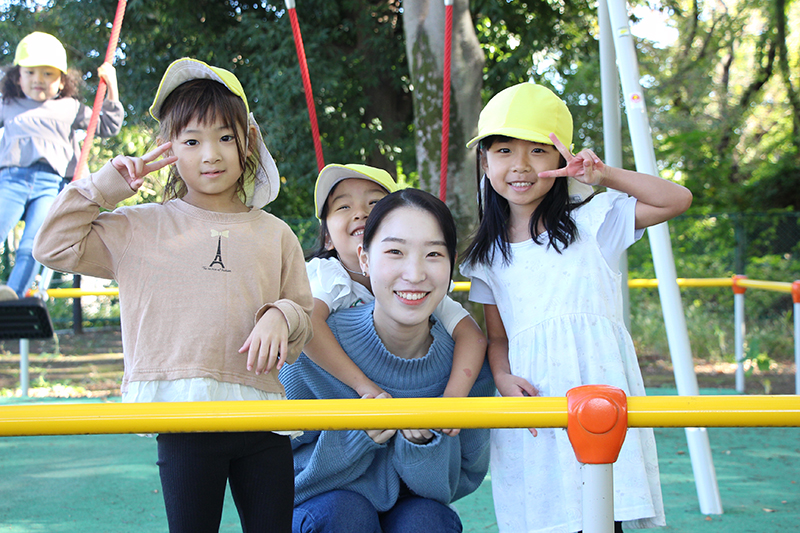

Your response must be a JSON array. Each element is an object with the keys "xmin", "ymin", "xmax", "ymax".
[{"xmin": 204, "ymin": 229, "xmax": 231, "ymax": 272}]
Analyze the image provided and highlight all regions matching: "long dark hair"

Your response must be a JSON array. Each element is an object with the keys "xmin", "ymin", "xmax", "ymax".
[
  {"xmin": 157, "ymin": 79, "xmax": 259, "ymax": 203},
  {"xmin": 363, "ymin": 188, "xmax": 458, "ymax": 279},
  {"xmin": 462, "ymin": 135, "xmax": 593, "ymax": 267},
  {"xmin": 1, "ymin": 65, "xmax": 79, "ymax": 102}
]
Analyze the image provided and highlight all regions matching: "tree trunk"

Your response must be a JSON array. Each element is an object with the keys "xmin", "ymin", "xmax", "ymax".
[{"xmin": 402, "ymin": 0, "xmax": 484, "ymax": 245}]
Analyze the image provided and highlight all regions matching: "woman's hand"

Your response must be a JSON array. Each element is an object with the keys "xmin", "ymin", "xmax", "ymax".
[
  {"xmin": 537, "ymin": 133, "xmax": 608, "ymax": 187},
  {"xmin": 111, "ymin": 143, "xmax": 176, "ymax": 192},
  {"xmin": 362, "ymin": 393, "xmax": 397, "ymax": 444},
  {"xmin": 401, "ymin": 428, "xmax": 435, "ymax": 445},
  {"xmin": 240, "ymin": 307, "xmax": 289, "ymax": 375},
  {"xmin": 495, "ymin": 372, "xmax": 540, "ymax": 437}
]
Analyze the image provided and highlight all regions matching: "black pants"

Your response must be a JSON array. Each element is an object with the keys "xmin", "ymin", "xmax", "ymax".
[{"xmin": 157, "ymin": 431, "xmax": 294, "ymax": 533}]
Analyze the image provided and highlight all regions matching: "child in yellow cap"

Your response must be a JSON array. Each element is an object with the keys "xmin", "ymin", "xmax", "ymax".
[
  {"xmin": 300, "ymin": 164, "xmax": 486, "ymax": 432},
  {"xmin": 0, "ymin": 31, "xmax": 122, "ymax": 299},
  {"xmin": 461, "ymin": 83, "xmax": 693, "ymax": 532},
  {"xmin": 34, "ymin": 58, "xmax": 312, "ymax": 532}
]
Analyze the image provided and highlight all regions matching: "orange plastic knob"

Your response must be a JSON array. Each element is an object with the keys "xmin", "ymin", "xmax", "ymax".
[
  {"xmin": 566, "ymin": 385, "xmax": 628, "ymax": 464},
  {"xmin": 732, "ymin": 275, "xmax": 747, "ymax": 295}
]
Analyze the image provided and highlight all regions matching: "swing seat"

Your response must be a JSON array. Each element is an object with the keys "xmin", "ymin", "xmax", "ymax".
[{"xmin": 0, "ymin": 297, "xmax": 54, "ymax": 340}]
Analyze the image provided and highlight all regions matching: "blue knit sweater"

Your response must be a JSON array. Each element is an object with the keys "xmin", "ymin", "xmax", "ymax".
[{"xmin": 279, "ymin": 302, "xmax": 494, "ymax": 510}]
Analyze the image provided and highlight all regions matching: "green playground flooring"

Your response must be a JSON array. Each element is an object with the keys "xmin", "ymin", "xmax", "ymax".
[{"xmin": 1, "ymin": 390, "xmax": 798, "ymax": 532}]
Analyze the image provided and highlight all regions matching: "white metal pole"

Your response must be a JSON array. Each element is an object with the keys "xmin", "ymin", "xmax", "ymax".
[
  {"xmin": 734, "ymin": 292, "xmax": 746, "ymax": 393},
  {"xmin": 598, "ymin": 0, "xmax": 631, "ymax": 332},
  {"xmin": 582, "ymin": 464, "xmax": 615, "ymax": 533},
  {"xmin": 602, "ymin": 0, "xmax": 722, "ymax": 514},
  {"xmin": 19, "ymin": 338, "xmax": 29, "ymax": 398}
]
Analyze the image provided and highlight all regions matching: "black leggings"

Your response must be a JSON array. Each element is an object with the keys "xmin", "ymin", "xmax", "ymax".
[{"xmin": 157, "ymin": 431, "xmax": 294, "ymax": 533}]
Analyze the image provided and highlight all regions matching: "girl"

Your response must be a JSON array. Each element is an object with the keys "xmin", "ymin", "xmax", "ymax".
[
  {"xmin": 304, "ymin": 164, "xmax": 487, "ymax": 424},
  {"xmin": 33, "ymin": 58, "xmax": 313, "ymax": 533},
  {"xmin": 460, "ymin": 83, "xmax": 692, "ymax": 533},
  {"xmin": 0, "ymin": 31, "xmax": 123, "ymax": 299},
  {"xmin": 281, "ymin": 189, "xmax": 494, "ymax": 533}
]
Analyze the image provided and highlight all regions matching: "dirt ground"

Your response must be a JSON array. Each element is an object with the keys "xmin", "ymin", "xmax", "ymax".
[{"xmin": 0, "ymin": 328, "xmax": 797, "ymax": 396}]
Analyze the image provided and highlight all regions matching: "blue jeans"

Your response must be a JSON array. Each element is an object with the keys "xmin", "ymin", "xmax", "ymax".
[
  {"xmin": 0, "ymin": 164, "xmax": 62, "ymax": 296},
  {"xmin": 292, "ymin": 489, "xmax": 462, "ymax": 533}
]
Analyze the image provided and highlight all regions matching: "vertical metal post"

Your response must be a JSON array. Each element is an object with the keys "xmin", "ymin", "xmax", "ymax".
[
  {"xmin": 567, "ymin": 385, "xmax": 628, "ymax": 533},
  {"xmin": 598, "ymin": 0, "xmax": 631, "ymax": 331},
  {"xmin": 583, "ymin": 464, "xmax": 615, "ymax": 533},
  {"xmin": 602, "ymin": 0, "xmax": 722, "ymax": 515},
  {"xmin": 733, "ymin": 276, "xmax": 747, "ymax": 393},
  {"xmin": 19, "ymin": 338, "xmax": 29, "ymax": 398}
]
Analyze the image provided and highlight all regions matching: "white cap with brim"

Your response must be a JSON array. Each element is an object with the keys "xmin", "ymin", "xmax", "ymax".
[
  {"xmin": 150, "ymin": 58, "xmax": 280, "ymax": 208},
  {"xmin": 314, "ymin": 164, "xmax": 398, "ymax": 218},
  {"xmin": 14, "ymin": 32, "xmax": 68, "ymax": 74}
]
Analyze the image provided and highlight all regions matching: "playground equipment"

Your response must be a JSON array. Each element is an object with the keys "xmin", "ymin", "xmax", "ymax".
[
  {"xmin": 0, "ymin": 297, "xmax": 53, "ymax": 398},
  {"xmin": 2, "ymin": 387, "xmax": 799, "ymax": 532}
]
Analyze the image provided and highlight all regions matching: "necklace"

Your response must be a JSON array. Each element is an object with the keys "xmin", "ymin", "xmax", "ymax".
[{"xmin": 340, "ymin": 261, "xmax": 363, "ymax": 276}]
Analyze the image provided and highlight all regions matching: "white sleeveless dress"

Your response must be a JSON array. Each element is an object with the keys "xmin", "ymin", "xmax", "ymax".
[{"xmin": 461, "ymin": 192, "xmax": 665, "ymax": 533}]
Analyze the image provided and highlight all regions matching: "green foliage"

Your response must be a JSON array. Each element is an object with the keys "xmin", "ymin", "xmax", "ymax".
[{"xmin": 627, "ymin": 211, "xmax": 798, "ymax": 362}]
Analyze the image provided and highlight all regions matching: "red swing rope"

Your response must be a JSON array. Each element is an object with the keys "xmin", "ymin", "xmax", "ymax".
[
  {"xmin": 439, "ymin": 0, "xmax": 453, "ymax": 202},
  {"xmin": 72, "ymin": 0, "xmax": 127, "ymax": 181},
  {"xmin": 286, "ymin": 0, "xmax": 325, "ymax": 172}
]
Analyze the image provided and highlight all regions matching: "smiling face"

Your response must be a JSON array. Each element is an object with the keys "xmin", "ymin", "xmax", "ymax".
[
  {"xmin": 18, "ymin": 66, "xmax": 63, "ymax": 102},
  {"xmin": 359, "ymin": 206, "xmax": 451, "ymax": 332},
  {"xmin": 169, "ymin": 116, "xmax": 248, "ymax": 212},
  {"xmin": 324, "ymin": 178, "xmax": 389, "ymax": 272},
  {"xmin": 482, "ymin": 137, "xmax": 562, "ymax": 220}
]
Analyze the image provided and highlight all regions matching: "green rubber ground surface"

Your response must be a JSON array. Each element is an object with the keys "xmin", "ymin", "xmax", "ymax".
[{"xmin": 1, "ymin": 391, "xmax": 798, "ymax": 532}]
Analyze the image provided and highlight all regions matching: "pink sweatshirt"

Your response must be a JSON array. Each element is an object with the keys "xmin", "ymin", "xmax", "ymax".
[{"xmin": 33, "ymin": 162, "xmax": 313, "ymax": 395}]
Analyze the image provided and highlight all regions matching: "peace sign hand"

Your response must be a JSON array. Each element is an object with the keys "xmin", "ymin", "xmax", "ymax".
[
  {"xmin": 111, "ymin": 142, "xmax": 177, "ymax": 192},
  {"xmin": 537, "ymin": 133, "xmax": 607, "ymax": 187}
]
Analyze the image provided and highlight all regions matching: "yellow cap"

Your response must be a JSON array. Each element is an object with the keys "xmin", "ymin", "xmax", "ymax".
[
  {"xmin": 314, "ymin": 164, "xmax": 398, "ymax": 218},
  {"xmin": 470, "ymin": 83, "xmax": 594, "ymax": 202},
  {"xmin": 149, "ymin": 58, "xmax": 249, "ymax": 121},
  {"xmin": 466, "ymin": 83, "xmax": 573, "ymax": 149},
  {"xmin": 150, "ymin": 58, "xmax": 280, "ymax": 208},
  {"xmin": 13, "ymin": 32, "xmax": 68, "ymax": 74}
]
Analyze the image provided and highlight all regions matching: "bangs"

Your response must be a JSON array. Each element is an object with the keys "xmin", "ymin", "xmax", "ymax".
[{"xmin": 158, "ymin": 79, "xmax": 248, "ymax": 141}]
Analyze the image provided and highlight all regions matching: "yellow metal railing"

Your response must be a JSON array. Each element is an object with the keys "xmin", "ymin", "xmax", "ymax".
[{"xmin": 2, "ymin": 395, "xmax": 799, "ymax": 437}]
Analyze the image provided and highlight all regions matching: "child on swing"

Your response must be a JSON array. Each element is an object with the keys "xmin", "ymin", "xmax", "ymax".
[
  {"xmin": 0, "ymin": 31, "xmax": 122, "ymax": 300},
  {"xmin": 460, "ymin": 82, "xmax": 692, "ymax": 532},
  {"xmin": 34, "ymin": 58, "xmax": 313, "ymax": 533},
  {"xmin": 303, "ymin": 164, "xmax": 487, "ymax": 431}
]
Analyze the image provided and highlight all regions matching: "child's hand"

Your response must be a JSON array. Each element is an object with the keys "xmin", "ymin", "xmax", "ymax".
[
  {"xmin": 111, "ymin": 143, "xmax": 176, "ymax": 192},
  {"xmin": 495, "ymin": 372, "xmax": 540, "ymax": 437},
  {"xmin": 355, "ymin": 382, "xmax": 392, "ymax": 399},
  {"xmin": 97, "ymin": 62, "xmax": 120, "ymax": 103},
  {"xmin": 538, "ymin": 133, "xmax": 607, "ymax": 187},
  {"xmin": 97, "ymin": 62, "xmax": 117, "ymax": 87},
  {"xmin": 240, "ymin": 307, "xmax": 289, "ymax": 375},
  {"xmin": 362, "ymin": 393, "xmax": 397, "ymax": 443},
  {"xmin": 401, "ymin": 428, "xmax": 435, "ymax": 445}
]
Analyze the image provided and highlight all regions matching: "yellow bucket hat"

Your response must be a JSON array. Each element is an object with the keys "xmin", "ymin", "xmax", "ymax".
[
  {"xmin": 14, "ymin": 32, "xmax": 68, "ymax": 74},
  {"xmin": 468, "ymin": 82, "xmax": 593, "ymax": 201},
  {"xmin": 314, "ymin": 164, "xmax": 398, "ymax": 218},
  {"xmin": 149, "ymin": 58, "xmax": 280, "ymax": 208}
]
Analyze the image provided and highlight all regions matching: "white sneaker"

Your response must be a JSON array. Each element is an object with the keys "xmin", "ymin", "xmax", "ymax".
[{"xmin": 0, "ymin": 285, "xmax": 19, "ymax": 301}]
